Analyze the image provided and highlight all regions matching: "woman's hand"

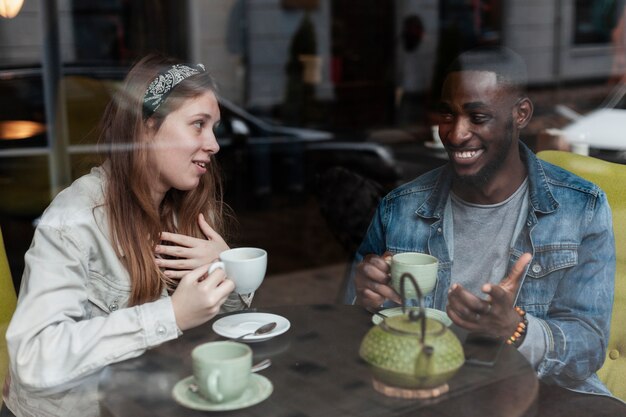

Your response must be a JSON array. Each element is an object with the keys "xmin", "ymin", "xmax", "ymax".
[
  {"xmin": 171, "ymin": 264, "xmax": 235, "ymax": 331},
  {"xmin": 155, "ymin": 213, "xmax": 229, "ymax": 279}
]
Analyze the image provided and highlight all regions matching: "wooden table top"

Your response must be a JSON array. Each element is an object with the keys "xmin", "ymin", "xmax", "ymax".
[{"xmin": 3, "ymin": 304, "xmax": 625, "ymax": 417}]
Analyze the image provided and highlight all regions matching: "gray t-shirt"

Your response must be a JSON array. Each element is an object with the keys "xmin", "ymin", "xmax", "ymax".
[{"xmin": 450, "ymin": 178, "xmax": 529, "ymax": 296}]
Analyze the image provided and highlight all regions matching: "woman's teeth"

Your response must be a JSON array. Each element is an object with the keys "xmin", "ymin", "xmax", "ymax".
[{"xmin": 194, "ymin": 161, "xmax": 206, "ymax": 168}]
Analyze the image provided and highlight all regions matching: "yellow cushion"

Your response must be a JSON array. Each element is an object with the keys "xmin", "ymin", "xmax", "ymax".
[
  {"xmin": 0, "ymin": 227, "xmax": 17, "ymax": 407},
  {"xmin": 538, "ymin": 150, "xmax": 626, "ymax": 401}
]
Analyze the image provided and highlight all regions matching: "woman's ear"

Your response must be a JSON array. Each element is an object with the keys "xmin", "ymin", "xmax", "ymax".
[
  {"xmin": 141, "ymin": 117, "xmax": 156, "ymax": 141},
  {"xmin": 145, "ymin": 117, "xmax": 156, "ymax": 131},
  {"xmin": 515, "ymin": 97, "xmax": 533, "ymax": 129}
]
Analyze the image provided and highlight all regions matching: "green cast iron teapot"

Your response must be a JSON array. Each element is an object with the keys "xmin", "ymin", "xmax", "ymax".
[{"xmin": 359, "ymin": 273, "xmax": 465, "ymax": 389}]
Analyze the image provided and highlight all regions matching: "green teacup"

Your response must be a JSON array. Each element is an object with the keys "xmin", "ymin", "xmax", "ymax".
[
  {"xmin": 389, "ymin": 252, "xmax": 439, "ymax": 299},
  {"xmin": 191, "ymin": 341, "xmax": 252, "ymax": 403}
]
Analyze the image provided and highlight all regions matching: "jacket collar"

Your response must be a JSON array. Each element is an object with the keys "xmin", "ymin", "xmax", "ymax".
[
  {"xmin": 416, "ymin": 141, "xmax": 559, "ymax": 219},
  {"xmin": 415, "ymin": 167, "xmax": 452, "ymax": 219},
  {"xmin": 521, "ymin": 142, "xmax": 559, "ymax": 214}
]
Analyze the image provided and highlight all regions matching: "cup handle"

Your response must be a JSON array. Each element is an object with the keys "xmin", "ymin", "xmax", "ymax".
[
  {"xmin": 206, "ymin": 369, "xmax": 223, "ymax": 402},
  {"xmin": 208, "ymin": 261, "xmax": 225, "ymax": 275}
]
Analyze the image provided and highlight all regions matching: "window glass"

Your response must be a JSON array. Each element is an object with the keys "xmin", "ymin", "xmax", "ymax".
[
  {"xmin": 0, "ymin": 0, "xmax": 622, "ymax": 288},
  {"xmin": 0, "ymin": 8, "xmax": 623, "ymax": 413},
  {"xmin": 574, "ymin": 0, "xmax": 622, "ymax": 44},
  {"xmin": 70, "ymin": 0, "xmax": 188, "ymax": 65}
]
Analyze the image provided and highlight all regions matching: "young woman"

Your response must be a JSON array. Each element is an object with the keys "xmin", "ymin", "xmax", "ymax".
[{"xmin": 4, "ymin": 54, "xmax": 245, "ymax": 414}]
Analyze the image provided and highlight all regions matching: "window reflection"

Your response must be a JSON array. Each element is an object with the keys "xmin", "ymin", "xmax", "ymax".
[
  {"xmin": 0, "ymin": 0, "xmax": 622, "ymax": 319},
  {"xmin": 70, "ymin": 0, "xmax": 188, "ymax": 64},
  {"xmin": 574, "ymin": 0, "xmax": 622, "ymax": 44},
  {"xmin": 1, "ymin": 2, "xmax": 626, "ymax": 415}
]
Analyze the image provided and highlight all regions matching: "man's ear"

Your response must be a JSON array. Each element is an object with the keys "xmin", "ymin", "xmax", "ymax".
[{"xmin": 514, "ymin": 97, "xmax": 533, "ymax": 129}]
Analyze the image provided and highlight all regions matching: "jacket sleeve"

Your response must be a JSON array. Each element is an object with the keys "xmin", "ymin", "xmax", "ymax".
[
  {"xmin": 535, "ymin": 190, "xmax": 615, "ymax": 389},
  {"xmin": 343, "ymin": 199, "xmax": 388, "ymax": 304},
  {"xmin": 6, "ymin": 225, "xmax": 180, "ymax": 394}
]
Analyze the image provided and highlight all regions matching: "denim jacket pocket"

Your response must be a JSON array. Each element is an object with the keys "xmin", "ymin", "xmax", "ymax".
[
  {"xmin": 519, "ymin": 245, "xmax": 578, "ymax": 316},
  {"xmin": 86, "ymin": 271, "xmax": 131, "ymax": 316},
  {"xmin": 526, "ymin": 245, "xmax": 578, "ymax": 279}
]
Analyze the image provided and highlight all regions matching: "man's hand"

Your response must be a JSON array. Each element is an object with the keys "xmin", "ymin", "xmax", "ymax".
[
  {"xmin": 446, "ymin": 253, "xmax": 532, "ymax": 338},
  {"xmin": 354, "ymin": 252, "xmax": 402, "ymax": 309}
]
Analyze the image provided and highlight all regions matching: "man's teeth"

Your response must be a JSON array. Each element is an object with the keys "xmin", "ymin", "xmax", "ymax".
[{"xmin": 454, "ymin": 150, "xmax": 480, "ymax": 159}]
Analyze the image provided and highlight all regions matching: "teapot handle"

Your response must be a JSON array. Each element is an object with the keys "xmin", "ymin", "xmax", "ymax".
[{"xmin": 399, "ymin": 272, "xmax": 427, "ymax": 345}]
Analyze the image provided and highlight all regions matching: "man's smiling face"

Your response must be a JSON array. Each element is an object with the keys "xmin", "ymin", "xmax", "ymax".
[{"xmin": 438, "ymin": 70, "xmax": 520, "ymax": 188}]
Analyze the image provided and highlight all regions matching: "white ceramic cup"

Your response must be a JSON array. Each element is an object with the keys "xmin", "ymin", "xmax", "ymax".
[{"xmin": 208, "ymin": 247, "xmax": 267, "ymax": 294}]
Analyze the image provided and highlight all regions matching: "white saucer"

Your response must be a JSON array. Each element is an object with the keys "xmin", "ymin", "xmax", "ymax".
[
  {"xmin": 212, "ymin": 312, "xmax": 290, "ymax": 342},
  {"xmin": 372, "ymin": 307, "xmax": 452, "ymax": 327},
  {"xmin": 172, "ymin": 374, "xmax": 272, "ymax": 411}
]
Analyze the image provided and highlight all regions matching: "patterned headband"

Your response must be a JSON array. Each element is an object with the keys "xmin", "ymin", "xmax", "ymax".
[{"xmin": 143, "ymin": 63, "xmax": 206, "ymax": 117}]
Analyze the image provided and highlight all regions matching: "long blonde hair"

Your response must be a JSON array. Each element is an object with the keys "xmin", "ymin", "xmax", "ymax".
[{"xmin": 98, "ymin": 54, "xmax": 227, "ymax": 305}]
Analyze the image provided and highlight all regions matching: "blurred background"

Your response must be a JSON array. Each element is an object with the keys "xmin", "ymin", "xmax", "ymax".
[{"xmin": 1, "ymin": 0, "xmax": 625, "ymax": 303}]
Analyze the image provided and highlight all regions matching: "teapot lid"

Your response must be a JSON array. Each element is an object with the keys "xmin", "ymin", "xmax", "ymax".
[{"xmin": 382, "ymin": 314, "xmax": 445, "ymax": 337}]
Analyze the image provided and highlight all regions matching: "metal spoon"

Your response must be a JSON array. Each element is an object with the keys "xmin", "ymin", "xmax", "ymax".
[
  {"xmin": 234, "ymin": 321, "xmax": 277, "ymax": 341},
  {"xmin": 372, "ymin": 310, "xmax": 389, "ymax": 322},
  {"xmin": 251, "ymin": 358, "xmax": 272, "ymax": 372},
  {"xmin": 366, "ymin": 308, "xmax": 389, "ymax": 323}
]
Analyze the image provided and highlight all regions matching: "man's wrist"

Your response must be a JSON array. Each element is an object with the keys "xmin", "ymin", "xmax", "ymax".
[{"xmin": 506, "ymin": 306, "xmax": 528, "ymax": 347}]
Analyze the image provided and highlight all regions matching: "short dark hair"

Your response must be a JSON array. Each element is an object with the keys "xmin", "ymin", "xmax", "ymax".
[{"xmin": 445, "ymin": 46, "xmax": 528, "ymax": 95}]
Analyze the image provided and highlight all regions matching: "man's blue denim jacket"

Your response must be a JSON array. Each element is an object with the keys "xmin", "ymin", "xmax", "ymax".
[{"xmin": 345, "ymin": 144, "xmax": 615, "ymax": 395}]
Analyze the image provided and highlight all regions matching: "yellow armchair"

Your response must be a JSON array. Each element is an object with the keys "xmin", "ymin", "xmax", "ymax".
[
  {"xmin": 0, "ymin": 227, "xmax": 17, "ymax": 407},
  {"xmin": 538, "ymin": 150, "xmax": 626, "ymax": 401}
]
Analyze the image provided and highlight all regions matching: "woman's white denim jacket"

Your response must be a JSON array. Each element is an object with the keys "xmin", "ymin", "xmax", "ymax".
[
  {"xmin": 4, "ymin": 166, "xmax": 245, "ymax": 416},
  {"xmin": 345, "ymin": 143, "xmax": 616, "ymax": 395}
]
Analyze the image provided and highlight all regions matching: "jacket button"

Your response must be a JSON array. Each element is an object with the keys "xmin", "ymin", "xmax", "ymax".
[
  {"xmin": 609, "ymin": 349, "xmax": 620, "ymax": 360},
  {"xmin": 531, "ymin": 264, "xmax": 542, "ymax": 274},
  {"xmin": 437, "ymin": 227, "xmax": 442, "ymax": 234},
  {"xmin": 109, "ymin": 301, "xmax": 119, "ymax": 311}
]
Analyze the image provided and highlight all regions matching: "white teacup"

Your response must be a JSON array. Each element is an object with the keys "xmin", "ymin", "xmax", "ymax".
[{"xmin": 208, "ymin": 247, "xmax": 267, "ymax": 294}]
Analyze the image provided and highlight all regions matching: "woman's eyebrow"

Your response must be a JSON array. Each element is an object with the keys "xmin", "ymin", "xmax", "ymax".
[{"xmin": 189, "ymin": 112, "xmax": 212, "ymax": 119}]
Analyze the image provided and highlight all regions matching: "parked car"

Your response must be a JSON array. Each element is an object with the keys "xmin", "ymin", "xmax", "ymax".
[
  {"xmin": 214, "ymin": 97, "xmax": 403, "ymax": 206},
  {"xmin": 558, "ymin": 83, "xmax": 626, "ymax": 162},
  {"xmin": 0, "ymin": 67, "xmax": 403, "ymax": 214}
]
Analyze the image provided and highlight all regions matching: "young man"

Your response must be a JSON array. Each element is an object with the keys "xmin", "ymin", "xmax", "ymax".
[{"xmin": 345, "ymin": 47, "xmax": 615, "ymax": 395}]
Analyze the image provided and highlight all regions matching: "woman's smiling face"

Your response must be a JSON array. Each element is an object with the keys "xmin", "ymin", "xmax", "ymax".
[{"xmin": 146, "ymin": 90, "xmax": 221, "ymax": 206}]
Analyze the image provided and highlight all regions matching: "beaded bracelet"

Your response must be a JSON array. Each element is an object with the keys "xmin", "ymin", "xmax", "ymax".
[{"xmin": 506, "ymin": 306, "xmax": 528, "ymax": 347}]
